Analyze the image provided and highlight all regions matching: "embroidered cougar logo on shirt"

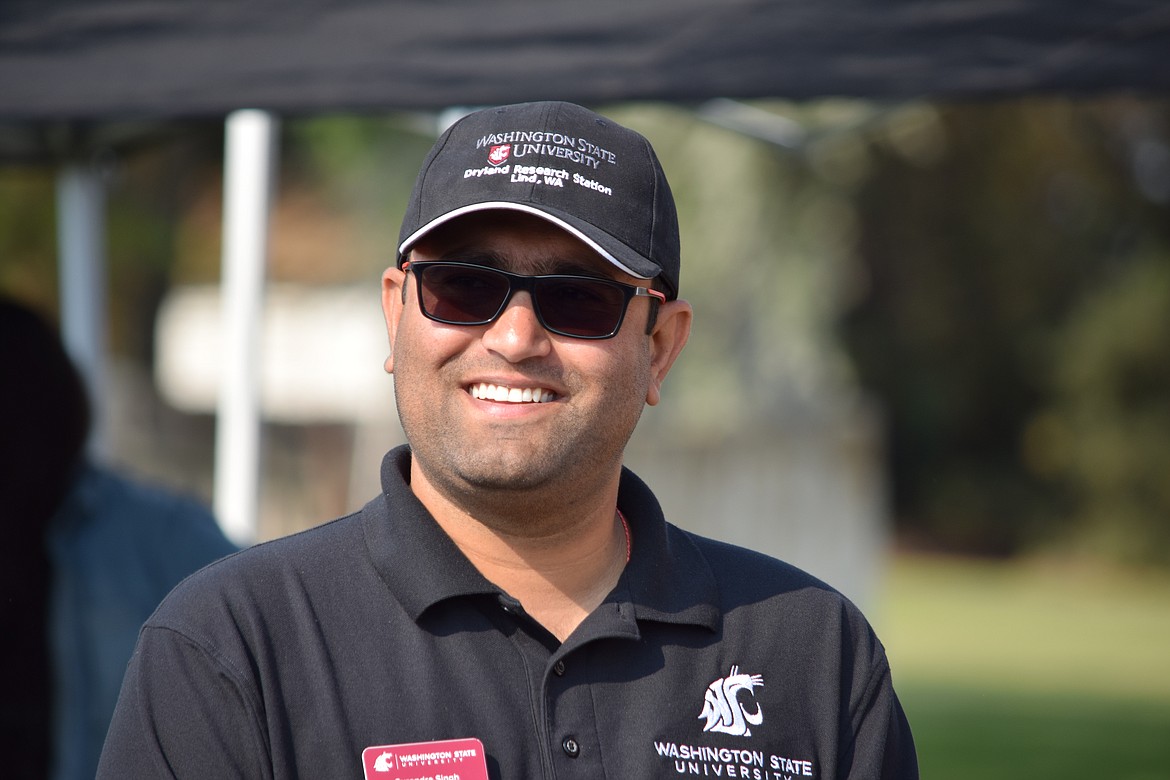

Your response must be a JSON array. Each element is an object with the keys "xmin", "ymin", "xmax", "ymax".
[{"xmin": 698, "ymin": 665, "xmax": 765, "ymax": 737}]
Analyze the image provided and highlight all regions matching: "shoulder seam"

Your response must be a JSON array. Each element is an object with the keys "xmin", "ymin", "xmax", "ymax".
[{"xmin": 142, "ymin": 622, "xmax": 267, "ymax": 720}]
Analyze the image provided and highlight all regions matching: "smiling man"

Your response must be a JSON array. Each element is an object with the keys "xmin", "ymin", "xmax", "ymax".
[{"xmin": 99, "ymin": 102, "xmax": 917, "ymax": 779}]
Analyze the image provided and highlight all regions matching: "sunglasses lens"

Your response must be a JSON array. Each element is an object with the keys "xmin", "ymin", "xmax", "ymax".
[
  {"xmin": 413, "ymin": 262, "xmax": 633, "ymax": 338},
  {"xmin": 534, "ymin": 278, "xmax": 626, "ymax": 338},
  {"xmin": 418, "ymin": 264, "xmax": 511, "ymax": 324}
]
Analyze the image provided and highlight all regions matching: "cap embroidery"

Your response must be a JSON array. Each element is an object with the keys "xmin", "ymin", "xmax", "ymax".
[{"xmin": 487, "ymin": 144, "xmax": 511, "ymax": 166}]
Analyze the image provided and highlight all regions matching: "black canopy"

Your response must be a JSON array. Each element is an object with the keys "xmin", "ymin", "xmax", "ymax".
[{"xmin": 3, "ymin": 0, "xmax": 1169, "ymax": 124}]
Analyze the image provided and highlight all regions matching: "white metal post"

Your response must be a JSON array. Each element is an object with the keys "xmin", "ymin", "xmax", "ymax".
[
  {"xmin": 56, "ymin": 163, "xmax": 109, "ymax": 457},
  {"xmin": 214, "ymin": 109, "xmax": 279, "ymax": 546}
]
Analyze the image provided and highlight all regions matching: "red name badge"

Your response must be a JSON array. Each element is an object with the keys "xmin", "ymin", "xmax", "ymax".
[{"xmin": 362, "ymin": 737, "xmax": 490, "ymax": 780}]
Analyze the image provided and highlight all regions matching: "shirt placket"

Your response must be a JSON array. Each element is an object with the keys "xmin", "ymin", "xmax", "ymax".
[
  {"xmin": 501, "ymin": 594, "xmax": 642, "ymax": 779},
  {"xmin": 542, "ymin": 645, "xmax": 605, "ymax": 779}
]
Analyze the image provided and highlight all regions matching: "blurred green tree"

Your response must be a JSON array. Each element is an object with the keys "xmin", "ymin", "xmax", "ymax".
[
  {"xmin": 842, "ymin": 98, "xmax": 1170, "ymax": 560},
  {"xmin": 1036, "ymin": 251, "xmax": 1170, "ymax": 564}
]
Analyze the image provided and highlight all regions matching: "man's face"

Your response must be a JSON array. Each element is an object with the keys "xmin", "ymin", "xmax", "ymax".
[{"xmin": 381, "ymin": 211, "xmax": 690, "ymax": 510}]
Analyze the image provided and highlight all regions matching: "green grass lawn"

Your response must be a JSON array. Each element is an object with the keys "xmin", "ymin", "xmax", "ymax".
[{"xmin": 876, "ymin": 555, "xmax": 1170, "ymax": 779}]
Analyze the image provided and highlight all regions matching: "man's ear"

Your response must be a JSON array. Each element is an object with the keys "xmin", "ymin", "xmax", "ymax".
[
  {"xmin": 645, "ymin": 299, "xmax": 692, "ymax": 407},
  {"xmin": 381, "ymin": 265, "xmax": 407, "ymax": 374}
]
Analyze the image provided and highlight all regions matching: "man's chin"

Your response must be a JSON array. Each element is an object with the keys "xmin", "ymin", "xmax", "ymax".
[
  {"xmin": 427, "ymin": 443, "xmax": 603, "ymax": 503},
  {"xmin": 453, "ymin": 460, "xmax": 561, "ymax": 494}
]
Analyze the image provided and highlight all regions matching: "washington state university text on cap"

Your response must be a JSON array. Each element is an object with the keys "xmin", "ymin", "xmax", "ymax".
[{"xmin": 396, "ymin": 101, "xmax": 681, "ymax": 299}]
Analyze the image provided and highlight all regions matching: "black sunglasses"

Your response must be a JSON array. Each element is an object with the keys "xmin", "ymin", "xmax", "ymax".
[{"xmin": 403, "ymin": 260, "xmax": 665, "ymax": 340}]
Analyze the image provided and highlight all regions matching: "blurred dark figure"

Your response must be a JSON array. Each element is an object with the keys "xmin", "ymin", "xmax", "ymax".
[{"xmin": 0, "ymin": 296, "xmax": 237, "ymax": 780}]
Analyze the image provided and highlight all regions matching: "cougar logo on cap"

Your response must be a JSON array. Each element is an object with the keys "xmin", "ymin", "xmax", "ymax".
[{"xmin": 487, "ymin": 144, "xmax": 511, "ymax": 166}]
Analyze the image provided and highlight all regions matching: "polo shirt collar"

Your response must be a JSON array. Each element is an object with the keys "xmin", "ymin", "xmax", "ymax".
[
  {"xmin": 363, "ymin": 446, "xmax": 720, "ymax": 634},
  {"xmin": 362, "ymin": 447, "xmax": 500, "ymax": 621},
  {"xmin": 616, "ymin": 466, "xmax": 720, "ymax": 632}
]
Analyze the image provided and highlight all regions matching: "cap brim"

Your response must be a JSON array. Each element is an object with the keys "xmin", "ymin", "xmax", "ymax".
[{"xmin": 396, "ymin": 202, "xmax": 661, "ymax": 283}]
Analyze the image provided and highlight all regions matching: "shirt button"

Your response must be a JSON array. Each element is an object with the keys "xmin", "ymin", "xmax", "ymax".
[
  {"xmin": 562, "ymin": 736, "xmax": 580, "ymax": 758},
  {"xmin": 553, "ymin": 660, "xmax": 566, "ymax": 676}
]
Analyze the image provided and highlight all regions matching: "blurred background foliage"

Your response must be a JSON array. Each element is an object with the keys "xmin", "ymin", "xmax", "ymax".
[
  {"xmin": 840, "ymin": 99, "xmax": 1170, "ymax": 565},
  {"xmin": 2, "ymin": 96, "xmax": 1168, "ymax": 567}
]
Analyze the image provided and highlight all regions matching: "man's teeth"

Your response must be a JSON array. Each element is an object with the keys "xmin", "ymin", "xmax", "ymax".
[{"xmin": 470, "ymin": 383, "xmax": 556, "ymax": 403}]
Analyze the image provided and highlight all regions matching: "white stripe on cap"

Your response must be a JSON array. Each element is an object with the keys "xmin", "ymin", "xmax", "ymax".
[{"xmin": 397, "ymin": 202, "xmax": 651, "ymax": 281}]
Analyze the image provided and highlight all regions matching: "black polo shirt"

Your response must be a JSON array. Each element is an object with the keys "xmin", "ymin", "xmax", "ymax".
[{"xmin": 98, "ymin": 446, "xmax": 917, "ymax": 779}]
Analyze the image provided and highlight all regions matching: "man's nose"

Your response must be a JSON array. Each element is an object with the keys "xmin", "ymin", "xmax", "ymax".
[{"xmin": 480, "ymin": 291, "xmax": 553, "ymax": 361}]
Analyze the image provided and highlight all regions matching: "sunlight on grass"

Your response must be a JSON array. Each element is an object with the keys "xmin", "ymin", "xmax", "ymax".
[
  {"xmin": 875, "ymin": 555, "xmax": 1170, "ymax": 779},
  {"xmin": 878, "ymin": 555, "xmax": 1170, "ymax": 700}
]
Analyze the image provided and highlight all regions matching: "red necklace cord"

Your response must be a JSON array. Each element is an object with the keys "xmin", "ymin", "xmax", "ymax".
[{"xmin": 617, "ymin": 509, "xmax": 632, "ymax": 563}]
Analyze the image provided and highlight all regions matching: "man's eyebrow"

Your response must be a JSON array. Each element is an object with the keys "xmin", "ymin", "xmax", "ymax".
[
  {"xmin": 547, "ymin": 260, "xmax": 610, "ymax": 278},
  {"xmin": 434, "ymin": 251, "xmax": 612, "ymax": 279},
  {"xmin": 438, "ymin": 249, "xmax": 505, "ymax": 267}
]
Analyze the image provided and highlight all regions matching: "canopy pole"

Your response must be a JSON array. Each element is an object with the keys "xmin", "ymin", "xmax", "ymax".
[
  {"xmin": 56, "ymin": 163, "xmax": 109, "ymax": 458},
  {"xmin": 214, "ymin": 109, "xmax": 279, "ymax": 546}
]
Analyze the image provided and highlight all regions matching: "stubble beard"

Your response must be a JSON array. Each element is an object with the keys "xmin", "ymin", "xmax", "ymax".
[
  {"xmin": 399, "ymin": 385, "xmax": 644, "ymax": 517},
  {"xmin": 393, "ymin": 358, "xmax": 649, "ymax": 519}
]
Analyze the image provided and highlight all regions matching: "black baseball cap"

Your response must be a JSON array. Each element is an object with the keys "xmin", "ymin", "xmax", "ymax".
[{"xmin": 396, "ymin": 101, "xmax": 681, "ymax": 299}]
